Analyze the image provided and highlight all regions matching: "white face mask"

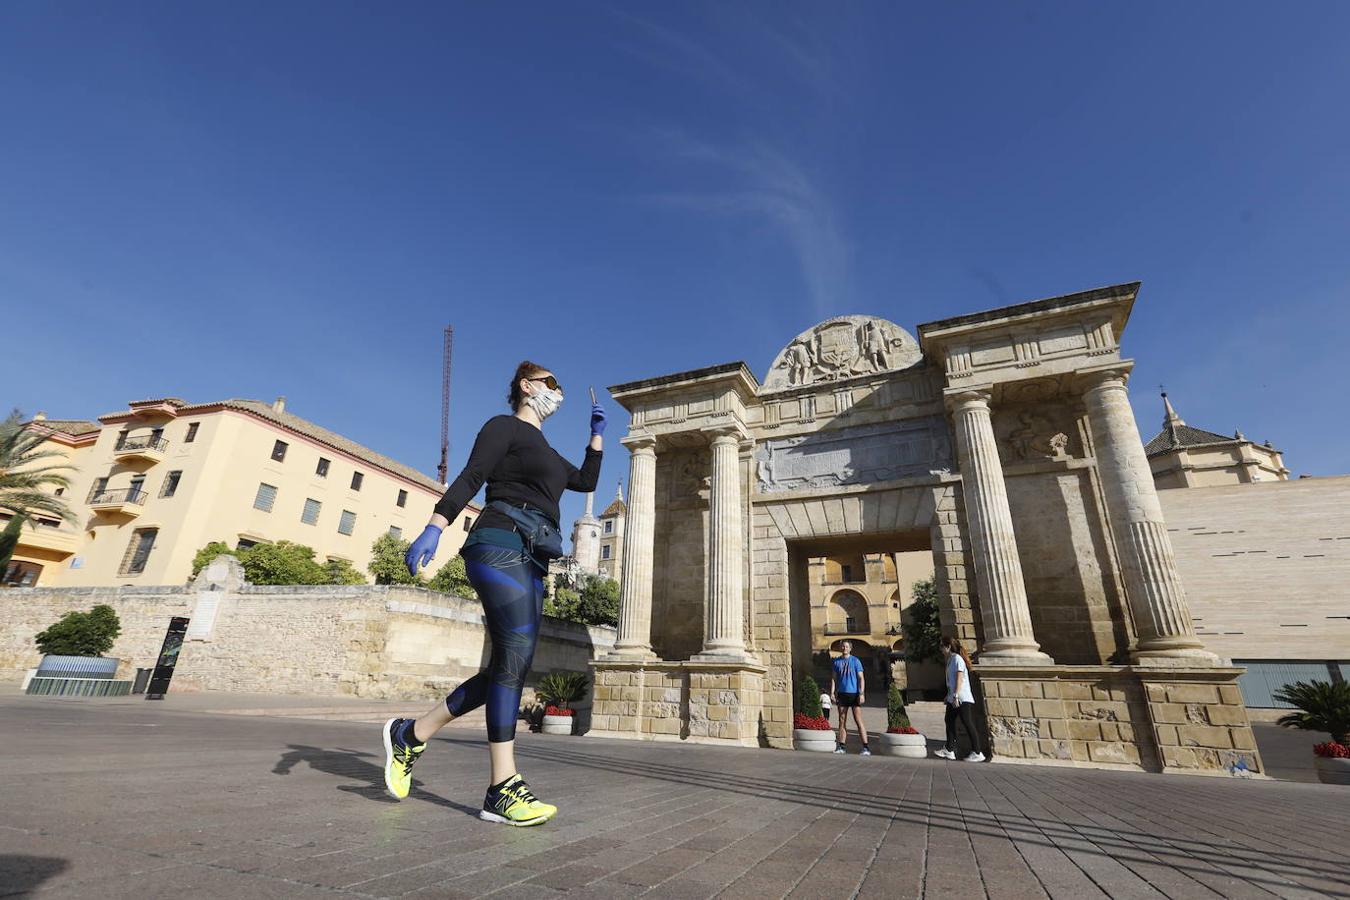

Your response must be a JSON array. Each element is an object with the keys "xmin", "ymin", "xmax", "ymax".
[{"xmin": 525, "ymin": 386, "xmax": 563, "ymax": 420}]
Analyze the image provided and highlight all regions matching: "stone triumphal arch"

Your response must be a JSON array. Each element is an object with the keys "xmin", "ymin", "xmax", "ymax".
[{"xmin": 589, "ymin": 283, "xmax": 1262, "ymax": 775}]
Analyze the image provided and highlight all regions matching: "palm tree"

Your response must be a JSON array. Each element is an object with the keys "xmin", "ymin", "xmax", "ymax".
[
  {"xmin": 1274, "ymin": 679, "xmax": 1350, "ymax": 745},
  {"xmin": 0, "ymin": 410, "xmax": 75, "ymax": 525}
]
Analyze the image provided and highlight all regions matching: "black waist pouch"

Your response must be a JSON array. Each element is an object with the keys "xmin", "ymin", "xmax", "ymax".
[{"xmin": 489, "ymin": 501, "xmax": 564, "ymax": 567}]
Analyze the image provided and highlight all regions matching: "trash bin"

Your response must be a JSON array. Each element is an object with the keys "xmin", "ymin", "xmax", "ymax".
[{"xmin": 132, "ymin": 667, "xmax": 154, "ymax": 694}]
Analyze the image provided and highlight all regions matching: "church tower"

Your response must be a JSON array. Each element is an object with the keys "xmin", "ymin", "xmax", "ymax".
[{"xmin": 570, "ymin": 490, "xmax": 602, "ymax": 574}]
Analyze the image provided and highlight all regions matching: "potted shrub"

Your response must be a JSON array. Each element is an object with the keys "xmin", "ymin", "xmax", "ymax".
[
  {"xmin": 33, "ymin": 604, "xmax": 122, "ymax": 679},
  {"xmin": 793, "ymin": 675, "xmax": 834, "ymax": 751},
  {"xmin": 1275, "ymin": 679, "xmax": 1350, "ymax": 785},
  {"xmin": 536, "ymin": 671, "xmax": 588, "ymax": 735},
  {"xmin": 874, "ymin": 683, "xmax": 927, "ymax": 758}
]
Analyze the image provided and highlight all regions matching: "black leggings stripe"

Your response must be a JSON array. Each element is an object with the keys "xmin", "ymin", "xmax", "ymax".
[{"xmin": 443, "ymin": 543, "xmax": 544, "ymax": 743}]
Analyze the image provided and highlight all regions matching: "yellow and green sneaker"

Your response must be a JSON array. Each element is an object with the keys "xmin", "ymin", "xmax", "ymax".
[
  {"xmin": 382, "ymin": 717, "xmax": 426, "ymax": 800},
  {"xmin": 479, "ymin": 774, "xmax": 557, "ymax": 826}
]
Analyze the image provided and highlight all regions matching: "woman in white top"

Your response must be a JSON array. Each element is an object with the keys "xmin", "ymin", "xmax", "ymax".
[{"xmin": 935, "ymin": 635, "xmax": 985, "ymax": 762}]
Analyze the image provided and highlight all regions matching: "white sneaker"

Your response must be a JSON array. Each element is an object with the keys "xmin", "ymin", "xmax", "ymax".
[
  {"xmin": 833, "ymin": 746, "xmax": 846, "ymax": 754},
  {"xmin": 860, "ymin": 747, "xmax": 871, "ymax": 757},
  {"xmin": 933, "ymin": 748, "xmax": 956, "ymax": 760},
  {"xmin": 964, "ymin": 752, "xmax": 986, "ymax": 762}
]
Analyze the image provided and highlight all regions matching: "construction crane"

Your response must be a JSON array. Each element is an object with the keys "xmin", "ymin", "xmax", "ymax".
[{"xmin": 437, "ymin": 325, "xmax": 454, "ymax": 485}]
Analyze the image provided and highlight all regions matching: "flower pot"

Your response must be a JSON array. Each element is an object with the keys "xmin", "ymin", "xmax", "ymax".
[
  {"xmin": 874, "ymin": 731, "xmax": 928, "ymax": 759},
  {"xmin": 541, "ymin": 714, "xmax": 575, "ymax": 735},
  {"xmin": 794, "ymin": 728, "xmax": 836, "ymax": 752},
  {"xmin": 1314, "ymin": 756, "xmax": 1350, "ymax": 786}
]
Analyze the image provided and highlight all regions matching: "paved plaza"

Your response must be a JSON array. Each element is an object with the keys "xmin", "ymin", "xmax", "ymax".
[{"xmin": 2, "ymin": 692, "xmax": 1346, "ymax": 900}]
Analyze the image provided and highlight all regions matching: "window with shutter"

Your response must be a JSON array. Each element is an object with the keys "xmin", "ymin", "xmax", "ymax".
[
  {"xmin": 301, "ymin": 498, "xmax": 321, "ymax": 525},
  {"xmin": 254, "ymin": 483, "xmax": 278, "ymax": 512},
  {"xmin": 396, "ymin": 489, "xmax": 407, "ymax": 508},
  {"xmin": 338, "ymin": 510, "xmax": 356, "ymax": 535},
  {"xmin": 271, "ymin": 440, "xmax": 288, "ymax": 462},
  {"xmin": 388, "ymin": 525, "xmax": 402, "ymax": 539}
]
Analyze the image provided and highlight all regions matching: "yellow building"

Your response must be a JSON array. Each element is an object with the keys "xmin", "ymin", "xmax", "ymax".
[
  {"xmin": 807, "ymin": 549, "xmax": 942, "ymax": 695},
  {"xmin": 1146, "ymin": 392, "xmax": 1289, "ymax": 489},
  {"xmin": 4, "ymin": 397, "xmax": 477, "ymax": 587}
]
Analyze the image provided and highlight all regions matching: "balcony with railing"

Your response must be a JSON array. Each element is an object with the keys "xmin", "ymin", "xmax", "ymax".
[
  {"xmin": 87, "ymin": 486, "xmax": 149, "ymax": 516},
  {"xmin": 113, "ymin": 434, "xmax": 169, "ymax": 463}
]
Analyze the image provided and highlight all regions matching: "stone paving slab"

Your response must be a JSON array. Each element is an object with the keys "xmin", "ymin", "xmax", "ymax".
[{"xmin": 1, "ymin": 694, "xmax": 1346, "ymax": 899}]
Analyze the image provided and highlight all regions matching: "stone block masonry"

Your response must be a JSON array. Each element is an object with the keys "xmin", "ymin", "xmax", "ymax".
[
  {"xmin": 0, "ymin": 558, "xmax": 614, "ymax": 701},
  {"xmin": 977, "ymin": 664, "xmax": 1263, "ymax": 776}
]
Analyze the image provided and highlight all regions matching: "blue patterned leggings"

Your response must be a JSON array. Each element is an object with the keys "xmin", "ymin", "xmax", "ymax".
[{"xmin": 443, "ymin": 543, "xmax": 544, "ymax": 743}]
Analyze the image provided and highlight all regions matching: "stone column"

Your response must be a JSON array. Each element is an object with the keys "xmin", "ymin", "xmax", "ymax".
[
  {"xmin": 950, "ymin": 389, "xmax": 1052, "ymax": 662},
  {"xmin": 609, "ymin": 435, "xmax": 657, "ymax": 659},
  {"xmin": 1081, "ymin": 368, "xmax": 1218, "ymax": 663},
  {"xmin": 696, "ymin": 424, "xmax": 750, "ymax": 659}
]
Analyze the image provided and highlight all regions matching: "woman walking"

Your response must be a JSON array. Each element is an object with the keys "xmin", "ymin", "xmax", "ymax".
[
  {"xmin": 382, "ymin": 361, "xmax": 603, "ymax": 826},
  {"xmin": 934, "ymin": 636, "xmax": 986, "ymax": 762}
]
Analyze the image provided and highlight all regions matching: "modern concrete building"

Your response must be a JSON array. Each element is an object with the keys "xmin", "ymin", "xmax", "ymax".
[{"xmin": 4, "ymin": 397, "xmax": 478, "ymax": 587}]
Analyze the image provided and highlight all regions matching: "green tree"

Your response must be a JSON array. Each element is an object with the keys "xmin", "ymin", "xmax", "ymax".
[
  {"xmin": 0, "ymin": 513, "xmax": 28, "ymax": 576},
  {"xmin": 0, "ymin": 410, "xmax": 75, "ymax": 526},
  {"xmin": 796, "ymin": 675, "xmax": 824, "ymax": 718},
  {"xmin": 34, "ymin": 604, "xmax": 122, "ymax": 656},
  {"xmin": 236, "ymin": 540, "xmax": 328, "ymax": 585},
  {"xmin": 191, "ymin": 541, "xmax": 236, "ymax": 578},
  {"xmin": 887, "ymin": 683, "xmax": 913, "ymax": 730},
  {"xmin": 575, "ymin": 575, "xmax": 619, "ymax": 627},
  {"xmin": 367, "ymin": 533, "xmax": 419, "ymax": 585},
  {"xmin": 901, "ymin": 577, "xmax": 942, "ymax": 664},
  {"xmin": 426, "ymin": 555, "xmax": 476, "ymax": 599},
  {"xmin": 1275, "ymin": 679, "xmax": 1350, "ymax": 745},
  {"xmin": 545, "ymin": 585, "xmax": 581, "ymax": 621},
  {"xmin": 325, "ymin": 557, "xmax": 367, "ymax": 585}
]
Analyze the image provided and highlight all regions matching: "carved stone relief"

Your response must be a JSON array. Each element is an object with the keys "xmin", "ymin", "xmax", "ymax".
[
  {"xmin": 994, "ymin": 405, "xmax": 1080, "ymax": 462},
  {"xmin": 763, "ymin": 316, "xmax": 922, "ymax": 391},
  {"xmin": 754, "ymin": 417, "xmax": 952, "ymax": 493}
]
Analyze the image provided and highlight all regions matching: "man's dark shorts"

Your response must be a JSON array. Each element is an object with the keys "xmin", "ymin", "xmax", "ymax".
[{"xmin": 836, "ymin": 692, "xmax": 860, "ymax": 708}]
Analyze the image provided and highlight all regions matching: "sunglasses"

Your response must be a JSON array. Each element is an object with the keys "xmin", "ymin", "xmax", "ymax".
[{"xmin": 529, "ymin": 375, "xmax": 562, "ymax": 392}]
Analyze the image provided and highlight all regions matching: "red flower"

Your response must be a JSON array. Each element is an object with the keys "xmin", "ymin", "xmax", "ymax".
[
  {"xmin": 1314, "ymin": 741, "xmax": 1349, "ymax": 759},
  {"xmin": 886, "ymin": 726, "xmax": 919, "ymax": 735},
  {"xmin": 544, "ymin": 705, "xmax": 574, "ymax": 717},
  {"xmin": 793, "ymin": 713, "xmax": 832, "ymax": 730}
]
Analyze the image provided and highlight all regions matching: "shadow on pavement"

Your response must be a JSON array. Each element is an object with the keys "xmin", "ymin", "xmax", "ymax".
[
  {"xmin": 271, "ymin": 744, "xmax": 480, "ymax": 818},
  {"xmin": 0, "ymin": 855, "xmax": 69, "ymax": 896},
  {"xmin": 507, "ymin": 741, "xmax": 1350, "ymax": 894}
]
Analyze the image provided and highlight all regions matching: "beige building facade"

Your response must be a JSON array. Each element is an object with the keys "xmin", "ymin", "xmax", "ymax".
[
  {"xmin": 589, "ymin": 284, "xmax": 1266, "ymax": 775},
  {"xmin": 806, "ymin": 550, "xmax": 942, "ymax": 695},
  {"xmin": 1146, "ymin": 393, "xmax": 1289, "ymax": 489},
  {"xmin": 596, "ymin": 483, "xmax": 626, "ymax": 582},
  {"xmin": 5, "ymin": 397, "xmax": 477, "ymax": 588}
]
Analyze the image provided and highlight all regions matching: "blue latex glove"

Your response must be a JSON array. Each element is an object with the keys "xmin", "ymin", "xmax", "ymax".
[
  {"xmin": 590, "ymin": 402, "xmax": 607, "ymax": 437},
  {"xmin": 406, "ymin": 524, "xmax": 442, "ymax": 574}
]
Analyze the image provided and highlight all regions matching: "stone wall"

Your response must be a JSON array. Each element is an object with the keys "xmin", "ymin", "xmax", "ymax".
[
  {"xmin": 0, "ymin": 562, "xmax": 615, "ymax": 701},
  {"xmin": 1158, "ymin": 476, "xmax": 1350, "ymax": 662},
  {"xmin": 1004, "ymin": 464, "xmax": 1129, "ymax": 665},
  {"xmin": 977, "ymin": 665, "xmax": 1262, "ymax": 776},
  {"xmin": 589, "ymin": 661, "xmax": 765, "ymax": 746}
]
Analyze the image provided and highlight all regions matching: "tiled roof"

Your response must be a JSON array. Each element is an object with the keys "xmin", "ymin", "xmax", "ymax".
[
  {"xmin": 1144, "ymin": 424, "xmax": 1238, "ymax": 457},
  {"xmin": 601, "ymin": 496, "xmax": 627, "ymax": 517},
  {"xmin": 25, "ymin": 419, "xmax": 100, "ymax": 437}
]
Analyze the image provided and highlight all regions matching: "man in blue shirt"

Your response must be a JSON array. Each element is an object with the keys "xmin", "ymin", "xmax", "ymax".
[{"xmin": 830, "ymin": 641, "xmax": 870, "ymax": 756}]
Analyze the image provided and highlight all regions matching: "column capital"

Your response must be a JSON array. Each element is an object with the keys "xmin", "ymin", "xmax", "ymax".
[
  {"xmin": 620, "ymin": 432, "xmax": 658, "ymax": 454},
  {"xmin": 699, "ymin": 418, "xmax": 751, "ymax": 445},
  {"xmin": 1076, "ymin": 361, "xmax": 1135, "ymax": 393},
  {"xmin": 945, "ymin": 386, "xmax": 994, "ymax": 412}
]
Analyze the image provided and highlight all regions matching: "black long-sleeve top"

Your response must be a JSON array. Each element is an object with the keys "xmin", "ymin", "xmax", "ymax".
[{"xmin": 433, "ymin": 415, "xmax": 602, "ymax": 531}]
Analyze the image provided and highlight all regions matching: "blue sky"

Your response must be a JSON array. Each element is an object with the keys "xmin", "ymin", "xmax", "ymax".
[{"xmin": 3, "ymin": 2, "xmax": 1348, "ymax": 540}]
